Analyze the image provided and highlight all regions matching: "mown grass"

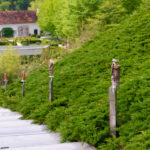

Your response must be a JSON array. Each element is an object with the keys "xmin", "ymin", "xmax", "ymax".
[{"xmin": 0, "ymin": 1, "xmax": 150, "ymax": 149}]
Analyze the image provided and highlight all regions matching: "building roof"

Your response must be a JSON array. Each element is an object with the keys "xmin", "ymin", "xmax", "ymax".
[{"xmin": 0, "ymin": 10, "xmax": 37, "ymax": 25}]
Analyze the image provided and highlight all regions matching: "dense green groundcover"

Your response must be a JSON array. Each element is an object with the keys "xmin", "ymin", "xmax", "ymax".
[{"xmin": 1, "ymin": 1, "xmax": 150, "ymax": 150}]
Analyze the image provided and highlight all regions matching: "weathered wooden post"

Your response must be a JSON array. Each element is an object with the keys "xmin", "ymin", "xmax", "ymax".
[
  {"xmin": 109, "ymin": 59, "xmax": 121, "ymax": 137},
  {"xmin": 49, "ymin": 59, "xmax": 54, "ymax": 103},
  {"xmin": 4, "ymin": 72, "xmax": 8, "ymax": 91},
  {"xmin": 21, "ymin": 71, "xmax": 26, "ymax": 97}
]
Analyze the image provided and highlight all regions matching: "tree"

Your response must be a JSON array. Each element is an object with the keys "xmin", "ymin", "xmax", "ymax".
[
  {"xmin": 0, "ymin": 1, "xmax": 10, "ymax": 10},
  {"xmin": 29, "ymin": 0, "xmax": 42, "ymax": 10},
  {"xmin": 38, "ymin": 0, "xmax": 61, "ymax": 35},
  {"xmin": 38, "ymin": 0, "xmax": 102, "ymax": 40},
  {"xmin": 0, "ymin": 0, "xmax": 34, "ymax": 11},
  {"xmin": 16, "ymin": 0, "xmax": 33, "ymax": 10}
]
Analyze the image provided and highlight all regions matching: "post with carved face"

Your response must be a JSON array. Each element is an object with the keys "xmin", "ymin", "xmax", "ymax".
[
  {"xmin": 109, "ymin": 59, "xmax": 121, "ymax": 137},
  {"xmin": 4, "ymin": 72, "xmax": 8, "ymax": 91},
  {"xmin": 21, "ymin": 71, "xmax": 26, "ymax": 97},
  {"xmin": 49, "ymin": 59, "xmax": 54, "ymax": 103}
]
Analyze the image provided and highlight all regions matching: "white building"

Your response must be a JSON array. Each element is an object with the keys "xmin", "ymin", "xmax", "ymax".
[{"xmin": 0, "ymin": 10, "xmax": 40, "ymax": 37}]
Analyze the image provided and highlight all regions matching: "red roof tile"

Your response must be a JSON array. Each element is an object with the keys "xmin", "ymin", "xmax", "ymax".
[{"xmin": 0, "ymin": 10, "xmax": 37, "ymax": 25}]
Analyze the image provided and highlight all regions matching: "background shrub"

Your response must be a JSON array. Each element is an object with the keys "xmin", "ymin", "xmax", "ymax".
[
  {"xmin": 0, "ymin": 48, "xmax": 22, "ymax": 82},
  {"xmin": 14, "ymin": 37, "xmax": 41, "ymax": 45},
  {"xmin": 2, "ymin": 28, "xmax": 14, "ymax": 37}
]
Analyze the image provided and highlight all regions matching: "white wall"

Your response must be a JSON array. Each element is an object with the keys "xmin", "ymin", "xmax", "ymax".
[{"xmin": 0, "ymin": 23, "xmax": 40, "ymax": 37}]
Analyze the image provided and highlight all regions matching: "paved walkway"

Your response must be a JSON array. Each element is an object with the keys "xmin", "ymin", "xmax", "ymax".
[
  {"xmin": 0, "ymin": 45, "xmax": 49, "ymax": 56},
  {"xmin": 0, "ymin": 108, "xmax": 95, "ymax": 150}
]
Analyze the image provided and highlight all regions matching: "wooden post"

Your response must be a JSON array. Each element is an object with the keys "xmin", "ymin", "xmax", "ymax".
[
  {"xmin": 109, "ymin": 86, "xmax": 117, "ymax": 136},
  {"xmin": 22, "ymin": 81, "xmax": 25, "ymax": 97},
  {"xmin": 21, "ymin": 71, "xmax": 26, "ymax": 97},
  {"xmin": 49, "ymin": 76, "xmax": 54, "ymax": 103},
  {"xmin": 109, "ymin": 59, "xmax": 121, "ymax": 137},
  {"xmin": 49, "ymin": 59, "xmax": 54, "ymax": 103},
  {"xmin": 48, "ymin": 46, "xmax": 50, "ymax": 59},
  {"xmin": 4, "ymin": 72, "xmax": 8, "ymax": 91}
]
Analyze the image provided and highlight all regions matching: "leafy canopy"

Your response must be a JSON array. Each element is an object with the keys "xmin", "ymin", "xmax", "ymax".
[
  {"xmin": 0, "ymin": 0, "xmax": 33, "ymax": 10},
  {"xmin": 38, "ymin": 0, "xmax": 103, "ymax": 39}
]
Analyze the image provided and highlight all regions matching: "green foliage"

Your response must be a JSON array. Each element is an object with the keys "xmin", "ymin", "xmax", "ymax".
[
  {"xmin": 0, "ymin": 0, "xmax": 34, "ymax": 10},
  {"xmin": 2, "ymin": 28, "xmax": 14, "ymax": 38},
  {"xmin": 0, "ymin": 48, "xmax": 22, "ymax": 81},
  {"xmin": 122, "ymin": 0, "xmax": 142, "ymax": 13},
  {"xmin": 17, "ymin": 0, "xmax": 33, "ymax": 10},
  {"xmin": 29, "ymin": 0, "xmax": 42, "ymax": 10},
  {"xmin": 38, "ymin": 0, "xmax": 104, "ymax": 39},
  {"xmin": 30, "ymin": 34, "xmax": 41, "ymax": 38},
  {"xmin": 37, "ymin": 0, "xmax": 129, "ymax": 47},
  {"xmin": 0, "ymin": 1, "xmax": 10, "ymax": 10},
  {"xmin": 38, "ymin": 0, "xmax": 60, "ymax": 35},
  {"xmin": 14, "ymin": 37, "xmax": 41, "ymax": 45},
  {"xmin": 97, "ymin": 0, "xmax": 126, "ymax": 25},
  {"xmin": 1, "ymin": 0, "xmax": 150, "ymax": 150},
  {"xmin": 0, "ymin": 38, "xmax": 16, "ymax": 46},
  {"xmin": 71, "ymin": 0, "xmax": 127, "ymax": 49}
]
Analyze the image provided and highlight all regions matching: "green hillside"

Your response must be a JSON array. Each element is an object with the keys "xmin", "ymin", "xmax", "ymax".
[{"xmin": 1, "ymin": 1, "xmax": 150, "ymax": 150}]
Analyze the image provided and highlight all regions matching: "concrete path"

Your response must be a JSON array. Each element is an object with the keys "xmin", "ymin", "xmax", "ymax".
[
  {"xmin": 0, "ymin": 45, "xmax": 49, "ymax": 56},
  {"xmin": 0, "ymin": 108, "xmax": 96, "ymax": 150}
]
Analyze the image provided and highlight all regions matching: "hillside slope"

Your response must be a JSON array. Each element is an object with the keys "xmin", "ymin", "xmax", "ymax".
[{"xmin": 1, "ymin": 1, "xmax": 150, "ymax": 149}]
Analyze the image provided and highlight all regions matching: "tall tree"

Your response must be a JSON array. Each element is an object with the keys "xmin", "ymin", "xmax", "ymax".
[
  {"xmin": 29, "ymin": 0, "xmax": 42, "ymax": 10},
  {"xmin": 0, "ymin": 1, "xmax": 10, "ymax": 10},
  {"xmin": 17, "ymin": 0, "xmax": 33, "ymax": 10},
  {"xmin": 38, "ymin": 0, "xmax": 102, "ymax": 39},
  {"xmin": 9, "ymin": 0, "xmax": 15, "ymax": 10},
  {"xmin": 0, "ymin": 0, "xmax": 34, "ymax": 11}
]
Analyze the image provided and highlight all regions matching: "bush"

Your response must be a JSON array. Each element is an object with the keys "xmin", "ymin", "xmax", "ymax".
[
  {"xmin": 14, "ymin": 37, "xmax": 41, "ymax": 45},
  {"xmin": 41, "ymin": 46, "xmax": 70, "ymax": 61},
  {"xmin": 30, "ymin": 34, "xmax": 41, "ymax": 38},
  {"xmin": 0, "ymin": 38, "xmax": 17, "ymax": 46},
  {"xmin": 0, "ymin": 48, "xmax": 22, "ymax": 82},
  {"xmin": 2, "ymin": 28, "xmax": 14, "ymax": 37},
  {"xmin": 42, "ymin": 39, "xmax": 59, "ymax": 46},
  {"xmin": 0, "ymin": 38, "xmax": 10, "ymax": 45}
]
